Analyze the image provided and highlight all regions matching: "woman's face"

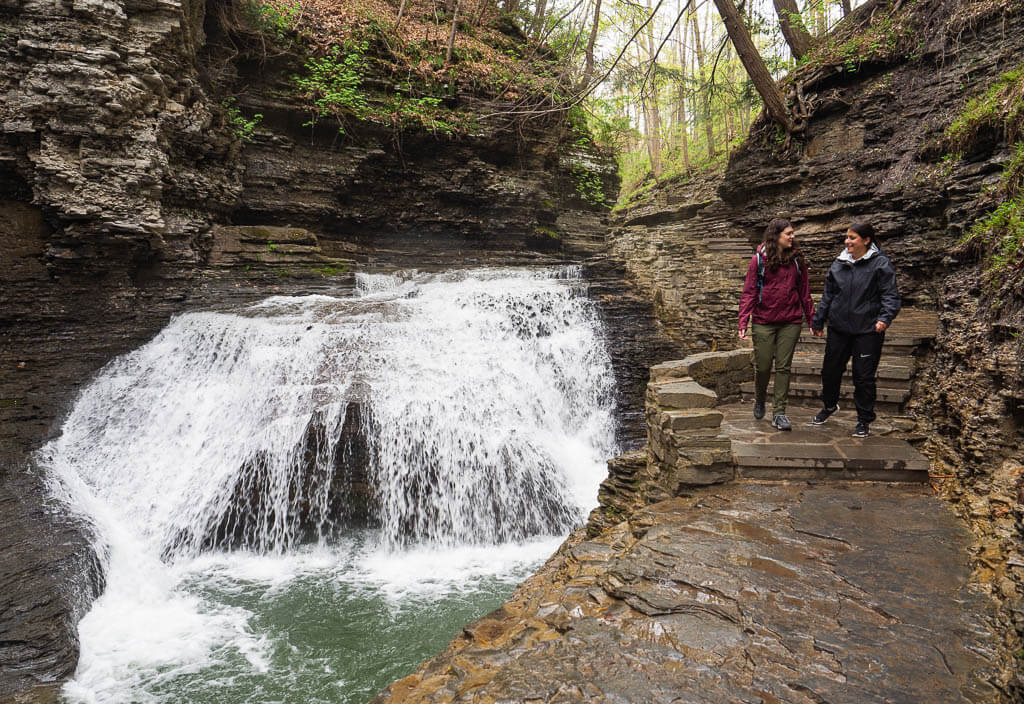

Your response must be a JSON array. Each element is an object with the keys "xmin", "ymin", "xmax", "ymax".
[
  {"xmin": 845, "ymin": 229, "xmax": 869, "ymax": 259},
  {"xmin": 777, "ymin": 226, "xmax": 795, "ymax": 250}
]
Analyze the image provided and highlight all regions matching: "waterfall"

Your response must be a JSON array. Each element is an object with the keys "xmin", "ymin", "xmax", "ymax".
[{"xmin": 40, "ymin": 267, "xmax": 619, "ymax": 703}]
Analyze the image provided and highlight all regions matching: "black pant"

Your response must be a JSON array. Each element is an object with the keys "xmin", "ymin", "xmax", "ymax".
[{"xmin": 821, "ymin": 328, "xmax": 885, "ymax": 424}]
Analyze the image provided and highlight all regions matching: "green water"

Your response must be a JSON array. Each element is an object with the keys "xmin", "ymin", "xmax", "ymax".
[
  {"xmin": 72, "ymin": 536, "xmax": 561, "ymax": 704},
  {"xmin": 150, "ymin": 574, "xmax": 516, "ymax": 703}
]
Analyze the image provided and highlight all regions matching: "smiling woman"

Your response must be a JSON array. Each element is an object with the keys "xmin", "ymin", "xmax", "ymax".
[
  {"xmin": 811, "ymin": 222, "xmax": 902, "ymax": 438},
  {"xmin": 737, "ymin": 217, "xmax": 815, "ymax": 432}
]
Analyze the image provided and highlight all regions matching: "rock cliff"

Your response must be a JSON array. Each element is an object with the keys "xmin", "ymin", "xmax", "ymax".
[
  {"xmin": 605, "ymin": 0, "xmax": 1024, "ymax": 693},
  {"xmin": 0, "ymin": 0, "xmax": 675, "ymax": 697}
]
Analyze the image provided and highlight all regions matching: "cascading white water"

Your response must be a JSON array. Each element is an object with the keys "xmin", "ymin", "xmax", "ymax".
[{"xmin": 40, "ymin": 266, "xmax": 619, "ymax": 703}]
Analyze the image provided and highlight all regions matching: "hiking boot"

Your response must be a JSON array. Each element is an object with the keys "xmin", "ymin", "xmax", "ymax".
[
  {"xmin": 810, "ymin": 405, "xmax": 839, "ymax": 425},
  {"xmin": 852, "ymin": 421, "xmax": 870, "ymax": 438},
  {"xmin": 753, "ymin": 399, "xmax": 766, "ymax": 420},
  {"xmin": 772, "ymin": 414, "xmax": 792, "ymax": 431}
]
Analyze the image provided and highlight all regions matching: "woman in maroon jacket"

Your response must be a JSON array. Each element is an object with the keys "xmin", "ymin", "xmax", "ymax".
[{"xmin": 738, "ymin": 219, "xmax": 815, "ymax": 430}]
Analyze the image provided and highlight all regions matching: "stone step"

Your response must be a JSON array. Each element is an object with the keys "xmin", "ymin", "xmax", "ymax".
[
  {"xmin": 790, "ymin": 352, "xmax": 915, "ymax": 380},
  {"xmin": 740, "ymin": 381, "xmax": 909, "ymax": 411},
  {"xmin": 788, "ymin": 373, "xmax": 909, "ymax": 390},
  {"xmin": 795, "ymin": 338, "xmax": 920, "ymax": 355},
  {"xmin": 728, "ymin": 415, "xmax": 931, "ymax": 483},
  {"xmin": 736, "ymin": 465, "xmax": 929, "ymax": 482}
]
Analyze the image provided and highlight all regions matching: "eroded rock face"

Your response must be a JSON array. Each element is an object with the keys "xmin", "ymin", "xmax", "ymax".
[
  {"xmin": 373, "ymin": 483, "xmax": 1008, "ymax": 703},
  {"xmin": 0, "ymin": 0, "xmax": 674, "ymax": 696},
  {"xmin": 605, "ymin": 2, "xmax": 1024, "ymax": 680},
  {"xmin": 608, "ymin": 5, "xmax": 1024, "ymax": 353}
]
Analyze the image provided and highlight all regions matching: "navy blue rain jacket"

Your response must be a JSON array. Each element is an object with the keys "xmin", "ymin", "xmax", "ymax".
[{"xmin": 811, "ymin": 245, "xmax": 901, "ymax": 334}]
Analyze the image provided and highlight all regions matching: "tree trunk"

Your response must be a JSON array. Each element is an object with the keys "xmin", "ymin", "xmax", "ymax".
[
  {"xmin": 445, "ymin": 0, "xmax": 461, "ymax": 65},
  {"xmin": 675, "ymin": 0, "xmax": 690, "ymax": 170},
  {"xmin": 690, "ymin": 6, "xmax": 716, "ymax": 158},
  {"xmin": 581, "ymin": 0, "xmax": 602, "ymax": 88},
  {"xmin": 841, "ymin": 0, "xmax": 852, "ymax": 16},
  {"xmin": 531, "ymin": 0, "xmax": 547, "ymax": 38},
  {"xmin": 711, "ymin": 0, "xmax": 794, "ymax": 132},
  {"xmin": 772, "ymin": 0, "xmax": 811, "ymax": 60},
  {"xmin": 396, "ymin": 0, "xmax": 408, "ymax": 29}
]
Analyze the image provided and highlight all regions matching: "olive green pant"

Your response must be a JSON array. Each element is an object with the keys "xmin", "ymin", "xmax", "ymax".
[{"xmin": 752, "ymin": 322, "xmax": 802, "ymax": 415}]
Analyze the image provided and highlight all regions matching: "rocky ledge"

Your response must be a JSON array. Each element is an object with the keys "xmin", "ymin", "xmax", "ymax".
[{"xmin": 373, "ymin": 482, "xmax": 1007, "ymax": 703}]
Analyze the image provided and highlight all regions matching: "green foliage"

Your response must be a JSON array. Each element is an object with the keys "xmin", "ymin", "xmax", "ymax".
[
  {"xmin": 385, "ymin": 92, "xmax": 453, "ymax": 135},
  {"xmin": 243, "ymin": 0, "xmax": 302, "ymax": 41},
  {"xmin": 571, "ymin": 164, "xmax": 607, "ymax": 207},
  {"xmin": 293, "ymin": 42, "xmax": 371, "ymax": 132},
  {"xmin": 944, "ymin": 65, "xmax": 1024, "ymax": 152},
  {"xmin": 222, "ymin": 98, "xmax": 263, "ymax": 142},
  {"xmin": 798, "ymin": 0, "xmax": 922, "ymax": 74},
  {"xmin": 312, "ymin": 264, "xmax": 349, "ymax": 276},
  {"xmin": 267, "ymin": 241, "xmax": 279, "ymax": 252},
  {"xmin": 534, "ymin": 225, "xmax": 560, "ymax": 239},
  {"xmin": 964, "ymin": 196, "xmax": 1024, "ymax": 295}
]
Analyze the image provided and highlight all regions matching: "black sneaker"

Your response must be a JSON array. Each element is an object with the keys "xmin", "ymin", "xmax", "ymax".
[
  {"xmin": 753, "ymin": 399, "xmax": 766, "ymax": 420},
  {"xmin": 772, "ymin": 414, "xmax": 792, "ymax": 431},
  {"xmin": 852, "ymin": 421, "xmax": 870, "ymax": 438},
  {"xmin": 810, "ymin": 405, "xmax": 839, "ymax": 425}
]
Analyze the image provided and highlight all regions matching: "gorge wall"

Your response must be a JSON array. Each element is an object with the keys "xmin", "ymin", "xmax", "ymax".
[
  {"xmin": 606, "ymin": 0, "xmax": 1024, "ymax": 687},
  {"xmin": 0, "ymin": 0, "xmax": 678, "ymax": 698}
]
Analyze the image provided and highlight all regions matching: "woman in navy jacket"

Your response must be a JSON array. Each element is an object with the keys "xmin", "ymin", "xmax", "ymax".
[
  {"xmin": 738, "ymin": 219, "xmax": 815, "ymax": 431},
  {"xmin": 810, "ymin": 222, "xmax": 901, "ymax": 437}
]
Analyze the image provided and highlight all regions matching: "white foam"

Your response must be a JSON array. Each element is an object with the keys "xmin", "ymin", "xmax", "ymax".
[{"xmin": 42, "ymin": 266, "xmax": 618, "ymax": 702}]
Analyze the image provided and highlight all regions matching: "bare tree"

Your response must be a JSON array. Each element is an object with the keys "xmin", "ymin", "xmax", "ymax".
[
  {"xmin": 531, "ymin": 0, "xmax": 548, "ymax": 38},
  {"xmin": 840, "ymin": 0, "xmax": 852, "ymax": 15},
  {"xmin": 690, "ymin": 2, "xmax": 716, "ymax": 158},
  {"xmin": 582, "ymin": 0, "xmax": 603, "ymax": 88},
  {"xmin": 446, "ymin": 0, "xmax": 461, "ymax": 65},
  {"xmin": 711, "ymin": 0, "xmax": 794, "ymax": 132},
  {"xmin": 772, "ymin": 0, "xmax": 812, "ymax": 59},
  {"xmin": 674, "ymin": 0, "xmax": 690, "ymax": 171}
]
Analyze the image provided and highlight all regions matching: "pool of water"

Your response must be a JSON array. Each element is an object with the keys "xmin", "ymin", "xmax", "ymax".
[{"xmin": 63, "ymin": 535, "xmax": 561, "ymax": 704}]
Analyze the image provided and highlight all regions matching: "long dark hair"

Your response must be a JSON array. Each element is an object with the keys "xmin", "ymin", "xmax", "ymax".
[{"xmin": 761, "ymin": 218, "xmax": 804, "ymax": 271}]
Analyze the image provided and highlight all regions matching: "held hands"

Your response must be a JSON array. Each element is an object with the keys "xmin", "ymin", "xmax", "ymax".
[
  {"xmin": 738, "ymin": 328, "xmax": 748, "ymax": 340},
  {"xmin": 875, "ymin": 321, "xmax": 888, "ymax": 333},
  {"xmin": 811, "ymin": 328, "xmax": 825, "ymax": 337}
]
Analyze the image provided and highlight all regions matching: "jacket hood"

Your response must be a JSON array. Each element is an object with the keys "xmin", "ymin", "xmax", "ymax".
[{"xmin": 838, "ymin": 242, "xmax": 880, "ymax": 264}]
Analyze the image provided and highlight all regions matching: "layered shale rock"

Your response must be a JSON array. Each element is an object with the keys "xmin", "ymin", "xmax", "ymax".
[
  {"xmin": 373, "ymin": 483, "xmax": 1009, "ymax": 703},
  {"xmin": 605, "ymin": 1, "xmax": 1024, "ymax": 677},
  {"xmin": 0, "ymin": 0, "xmax": 675, "ymax": 698}
]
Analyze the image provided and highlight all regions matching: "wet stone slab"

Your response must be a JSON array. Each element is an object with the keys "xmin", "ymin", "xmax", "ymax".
[
  {"xmin": 722, "ymin": 403, "xmax": 931, "ymax": 479},
  {"xmin": 373, "ymin": 483, "xmax": 1005, "ymax": 703}
]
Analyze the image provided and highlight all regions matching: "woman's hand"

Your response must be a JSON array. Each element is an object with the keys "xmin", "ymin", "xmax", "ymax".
[
  {"xmin": 739, "ymin": 328, "xmax": 748, "ymax": 340},
  {"xmin": 875, "ymin": 321, "xmax": 888, "ymax": 333},
  {"xmin": 811, "ymin": 328, "xmax": 825, "ymax": 337}
]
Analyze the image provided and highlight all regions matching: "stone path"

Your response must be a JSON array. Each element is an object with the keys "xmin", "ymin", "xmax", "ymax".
[
  {"xmin": 373, "ymin": 484, "xmax": 1004, "ymax": 703},
  {"xmin": 732, "ymin": 308, "xmax": 937, "ymax": 481},
  {"xmin": 725, "ymin": 403, "xmax": 931, "ymax": 482}
]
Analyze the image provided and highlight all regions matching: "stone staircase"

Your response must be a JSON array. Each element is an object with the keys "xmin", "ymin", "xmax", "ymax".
[
  {"xmin": 597, "ymin": 309, "xmax": 940, "ymax": 513},
  {"xmin": 730, "ymin": 309, "xmax": 937, "ymax": 481},
  {"xmin": 739, "ymin": 308, "xmax": 938, "ymax": 413}
]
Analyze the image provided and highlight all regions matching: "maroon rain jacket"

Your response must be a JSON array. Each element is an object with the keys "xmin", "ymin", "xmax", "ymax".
[{"xmin": 738, "ymin": 245, "xmax": 814, "ymax": 332}]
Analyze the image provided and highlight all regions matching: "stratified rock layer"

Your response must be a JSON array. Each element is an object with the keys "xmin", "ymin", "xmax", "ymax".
[
  {"xmin": 373, "ymin": 483, "xmax": 1005, "ymax": 703},
  {"xmin": 0, "ymin": 0, "xmax": 676, "ymax": 698},
  {"xmin": 606, "ymin": 1, "xmax": 1024, "ymax": 685}
]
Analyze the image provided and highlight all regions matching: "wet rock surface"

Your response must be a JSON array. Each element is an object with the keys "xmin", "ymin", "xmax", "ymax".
[
  {"xmin": 0, "ymin": 0, "xmax": 673, "ymax": 695},
  {"xmin": 374, "ymin": 483, "xmax": 1006, "ymax": 703},
  {"xmin": 605, "ymin": 1, "xmax": 1024, "ymax": 685}
]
